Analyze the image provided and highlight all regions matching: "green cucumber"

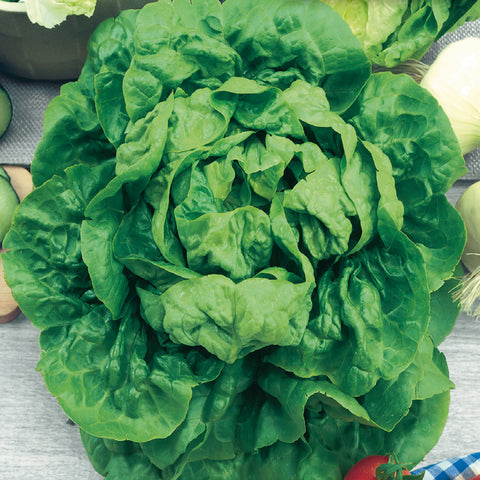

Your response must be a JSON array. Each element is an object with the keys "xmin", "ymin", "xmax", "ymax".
[
  {"xmin": 0, "ymin": 83, "xmax": 12, "ymax": 139},
  {"xmin": 0, "ymin": 165, "xmax": 9, "ymax": 180},
  {"xmin": 0, "ymin": 175, "xmax": 19, "ymax": 243}
]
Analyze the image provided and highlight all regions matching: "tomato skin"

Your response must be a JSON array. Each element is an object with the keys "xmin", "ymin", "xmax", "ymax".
[
  {"xmin": 345, "ymin": 456, "xmax": 390, "ymax": 480},
  {"xmin": 344, "ymin": 455, "xmax": 410, "ymax": 480}
]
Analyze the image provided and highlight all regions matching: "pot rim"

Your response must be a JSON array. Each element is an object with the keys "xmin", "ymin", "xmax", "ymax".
[{"xmin": 0, "ymin": 1, "xmax": 27, "ymax": 13}]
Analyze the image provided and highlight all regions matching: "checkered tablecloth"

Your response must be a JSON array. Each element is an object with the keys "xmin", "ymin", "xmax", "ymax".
[{"xmin": 412, "ymin": 453, "xmax": 480, "ymax": 480}]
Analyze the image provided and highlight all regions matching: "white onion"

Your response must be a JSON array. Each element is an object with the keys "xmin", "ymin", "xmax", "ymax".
[{"xmin": 421, "ymin": 37, "xmax": 480, "ymax": 156}]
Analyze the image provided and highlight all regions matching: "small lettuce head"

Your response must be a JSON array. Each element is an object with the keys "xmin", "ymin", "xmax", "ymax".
[{"xmin": 23, "ymin": 0, "xmax": 96, "ymax": 28}]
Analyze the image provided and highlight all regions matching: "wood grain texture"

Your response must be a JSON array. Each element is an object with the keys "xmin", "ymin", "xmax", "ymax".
[
  {"xmin": 418, "ymin": 310, "xmax": 480, "ymax": 467},
  {"xmin": 0, "ymin": 314, "xmax": 102, "ymax": 480}
]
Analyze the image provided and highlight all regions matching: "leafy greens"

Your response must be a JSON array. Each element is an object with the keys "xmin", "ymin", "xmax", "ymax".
[
  {"xmin": 5, "ymin": 0, "xmax": 97, "ymax": 28},
  {"xmin": 321, "ymin": 0, "xmax": 480, "ymax": 67},
  {"xmin": 2, "ymin": 0, "xmax": 467, "ymax": 478}
]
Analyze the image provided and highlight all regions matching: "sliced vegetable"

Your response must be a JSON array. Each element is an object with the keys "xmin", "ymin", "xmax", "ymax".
[
  {"xmin": 0, "ymin": 166, "xmax": 9, "ymax": 179},
  {"xmin": 456, "ymin": 181, "xmax": 480, "ymax": 273},
  {"xmin": 0, "ymin": 83, "xmax": 12, "ymax": 140},
  {"xmin": 0, "ymin": 249, "xmax": 20, "ymax": 323},
  {"xmin": 0, "ymin": 170, "xmax": 19, "ymax": 243},
  {"xmin": 0, "ymin": 167, "xmax": 32, "ymax": 323},
  {"xmin": 2, "ymin": 166, "xmax": 34, "ymax": 202}
]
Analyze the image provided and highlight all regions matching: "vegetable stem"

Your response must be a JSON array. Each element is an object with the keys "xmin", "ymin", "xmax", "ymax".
[
  {"xmin": 453, "ymin": 262, "xmax": 480, "ymax": 319},
  {"xmin": 372, "ymin": 59, "xmax": 430, "ymax": 84}
]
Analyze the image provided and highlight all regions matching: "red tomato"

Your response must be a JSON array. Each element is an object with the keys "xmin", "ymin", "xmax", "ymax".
[{"xmin": 345, "ymin": 455, "xmax": 410, "ymax": 480}]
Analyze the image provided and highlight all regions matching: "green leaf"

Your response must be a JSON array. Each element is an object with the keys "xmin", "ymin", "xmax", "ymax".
[
  {"xmin": 223, "ymin": 0, "xmax": 371, "ymax": 112},
  {"xmin": 39, "ymin": 302, "xmax": 223, "ymax": 443},
  {"xmin": 2, "ymin": 163, "xmax": 114, "ymax": 328},
  {"xmin": 81, "ymin": 212, "xmax": 128, "ymax": 320},
  {"xmin": 154, "ymin": 274, "xmax": 313, "ymax": 363},
  {"xmin": 346, "ymin": 72, "xmax": 467, "ymax": 202},
  {"xmin": 123, "ymin": 0, "xmax": 240, "ymax": 122},
  {"xmin": 428, "ymin": 264, "xmax": 463, "ymax": 347},
  {"xmin": 114, "ymin": 201, "xmax": 199, "ymax": 293},
  {"xmin": 283, "ymin": 158, "xmax": 356, "ymax": 261},
  {"xmin": 402, "ymin": 196, "xmax": 466, "ymax": 292},
  {"xmin": 267, "ymin": 232, "xmax": 430, "ymax": 397}
]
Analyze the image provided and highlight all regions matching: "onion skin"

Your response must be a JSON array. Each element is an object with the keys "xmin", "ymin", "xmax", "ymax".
[
  {"xmin": 456, "ymin": 181, "xmax": 480, "ymax": 272},
  {"xmin": 421, "ymin": 37, "xmax": 480, "ymax": 156}
]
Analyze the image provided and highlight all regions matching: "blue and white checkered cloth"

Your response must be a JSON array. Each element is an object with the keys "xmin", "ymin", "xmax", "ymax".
[{"xmin": 412, "ymin": 453, "xmax": 480, "ymax": 480}]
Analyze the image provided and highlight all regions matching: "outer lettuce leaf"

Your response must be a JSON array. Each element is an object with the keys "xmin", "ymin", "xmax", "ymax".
[
  {"xmin": 30, "ymin": 11, "xmax": 138, "ymax": 186},
  {"xmin": 2, "ymin": 162, "xmax": 114, "ymax": 328},
  {"xmin": 78, "ymin": 391, "xmax": 451, "ymax": 480},
  {"xmin": 428, "ymin": 264, "xmax": 463, "ymax": 347},
  {"xmin": 37, "ymin": 303, "xmax": 220, "ymax": 442},
  {"xmin": 311, "ymin": 392, "xmax": 451, "ymax": 473},
  {"xmin": 345, "ymin": 72, "xmax": 466, "ymax": 289},
  {"xmin": 402, "ymin": 195, "xmax": 466, "ymax": 291},
  {"xmin": 122, "ymin": 0, "xmax": 241, "ymax": 122},
  {"xmin": 346, "ymin": 72, "xmax": 467, "ymax": 200},
  {"xmin": 81, "ymin": 211, "xmax": 129, "ymax": 319}
]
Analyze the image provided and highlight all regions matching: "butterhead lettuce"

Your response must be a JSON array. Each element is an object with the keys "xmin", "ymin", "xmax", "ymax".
[
  {"xmin": 22, "ymin": 0, "xmax": 96, "ymax": 28},
  {"xmin": 2, "ymin": 0, "xmax": 467, "ymax": 478}
]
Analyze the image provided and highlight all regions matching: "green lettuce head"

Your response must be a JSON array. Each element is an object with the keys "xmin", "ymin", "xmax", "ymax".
[{"xmin": 3, "ymin": 1, "xmax": 467, "ymax": 478}]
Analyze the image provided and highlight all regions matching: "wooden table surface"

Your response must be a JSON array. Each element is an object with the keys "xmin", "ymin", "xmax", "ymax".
[{"xmin": 1, "ymin": 74, "xmax": 480, "ymax": 479}]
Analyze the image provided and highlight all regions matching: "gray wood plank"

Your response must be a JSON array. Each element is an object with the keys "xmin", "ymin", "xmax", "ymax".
[{"xmin": 0, "ymin": 314, "xmax": 102, "ymax": 480}]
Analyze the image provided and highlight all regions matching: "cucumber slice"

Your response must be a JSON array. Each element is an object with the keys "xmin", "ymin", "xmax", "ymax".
[
  {"xmin": 0, "ymin": 175, "xmax": 19, "ymax": 243},
  {"xmin": 0, "ymin": 165, "xmax": 10, "ymax": 180},
  {"xmin": 0, "ymin": 83, "xmax": 13, "ymax": 139}
]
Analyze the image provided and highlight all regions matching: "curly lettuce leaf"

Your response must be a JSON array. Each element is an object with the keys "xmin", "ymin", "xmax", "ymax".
[
  {"xmin": 30, "ymin": 11, "xmax": 139, "ymax": 186},
  {"xmin": 346, "ymin": 72, "xmax": 467, "ymax": 199},
  {"xmin": 222, "ymin": 0, "xmax": 371, "ymax": 113}
]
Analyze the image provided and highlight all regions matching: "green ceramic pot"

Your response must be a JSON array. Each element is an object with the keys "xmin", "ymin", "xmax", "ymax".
[{"xmin": 0, "ymin": 0, "xmax": 154, "ymax": 80}]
